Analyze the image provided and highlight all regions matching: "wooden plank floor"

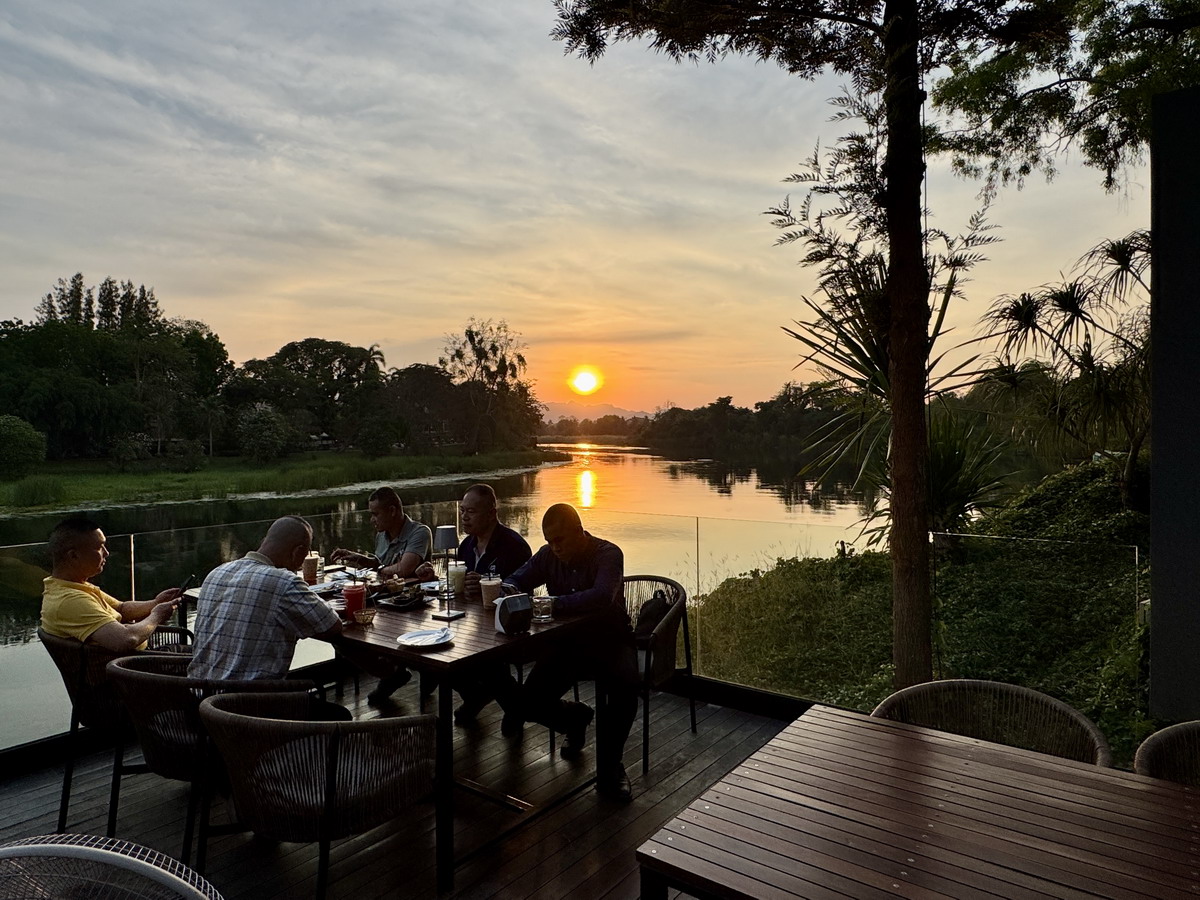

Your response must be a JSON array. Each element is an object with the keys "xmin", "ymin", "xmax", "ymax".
[{"xmin": 0, "ymin": 675, "xmax": 783, "ymax": 899}]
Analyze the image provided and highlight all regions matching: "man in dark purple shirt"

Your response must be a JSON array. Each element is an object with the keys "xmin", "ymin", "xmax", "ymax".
[{"xmin": 503, "ymin": 503, "xmax": 637, "ymax": 802}]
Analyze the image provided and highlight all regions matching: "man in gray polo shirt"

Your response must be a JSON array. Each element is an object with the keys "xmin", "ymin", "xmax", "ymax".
[
  {"xmin": 331, "ymin": 486, "xmax": 432, "ymax": 703},
  {"xmin": 331, "ymin": 486, "xmax": 432, "ymax": 578}
]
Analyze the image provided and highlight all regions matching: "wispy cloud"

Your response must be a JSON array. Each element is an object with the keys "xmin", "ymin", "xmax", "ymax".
[{"xmin": 0, "ymin": 0, "xmax": 1148, "ymax": 410}]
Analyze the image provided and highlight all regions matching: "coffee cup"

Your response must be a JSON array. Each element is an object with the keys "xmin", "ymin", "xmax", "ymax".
[
  {"xmin": 302, "ymin": 553, "xmax": 319, "ymax": 585},
  {"xmin": 480, "ymin": 576, "xmax": 503, "ymax": 608}
]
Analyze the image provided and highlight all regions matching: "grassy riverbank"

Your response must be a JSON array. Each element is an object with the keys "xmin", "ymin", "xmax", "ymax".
[{"xmin": 0, "ymin": 449, "xmax": 570, "ymax": 512}]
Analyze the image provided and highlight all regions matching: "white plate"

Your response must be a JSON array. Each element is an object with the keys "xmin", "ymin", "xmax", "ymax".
[
  {"xmin": 396, "ymin": 627, "xmax": 453, "ymax": 648},
  {"xmin": 419, "ymin": 581, "xmax": 442, "ymax": 593}
]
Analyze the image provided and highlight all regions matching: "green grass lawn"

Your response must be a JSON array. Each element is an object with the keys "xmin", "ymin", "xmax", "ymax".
[{"xmin": 0, "ymin": 449, "xmax": 569, "ymax": 511}]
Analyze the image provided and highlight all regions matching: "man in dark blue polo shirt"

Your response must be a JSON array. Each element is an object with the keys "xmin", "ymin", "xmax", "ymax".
[
  {"xmin": 502, "ymin": 503, "xmax": 637, "ymax": 802},
  {"xmin": 433, "ymin": 483, "xmax": 532, "ymax": 725}
]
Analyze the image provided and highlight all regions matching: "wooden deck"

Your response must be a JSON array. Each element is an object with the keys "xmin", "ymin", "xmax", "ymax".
[{"xmin": 0, "ymin": 675, "xmax": 783, "ymax": 899}]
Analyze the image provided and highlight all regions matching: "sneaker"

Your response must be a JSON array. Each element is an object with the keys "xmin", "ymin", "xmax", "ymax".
[
  {"xmin": 367, "ymin": 669, "xmax": 412, "ymax": 705},
  {"xmin": 596, "ymin": 763, "xmax": 633, "ymax": 802},
  {"xmin": 558, "ymin": 702, "xmax": 594, "ymax": 760}
]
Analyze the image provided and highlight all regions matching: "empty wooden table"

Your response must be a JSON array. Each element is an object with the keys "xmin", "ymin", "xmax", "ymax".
[{"xmin": 638, "ymin": 703, "xmax": 1200, "ymax": 899}]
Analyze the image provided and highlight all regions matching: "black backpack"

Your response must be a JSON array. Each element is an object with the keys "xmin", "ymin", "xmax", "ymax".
[{"xmin": 633, "ymin": 588, "xmax": 671, "ymax": 642}]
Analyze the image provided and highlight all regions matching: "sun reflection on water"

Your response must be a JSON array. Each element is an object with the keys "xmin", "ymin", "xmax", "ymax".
[{"xmin": 578, "ymin": 469, "xmax": 595, "ymax": 508}]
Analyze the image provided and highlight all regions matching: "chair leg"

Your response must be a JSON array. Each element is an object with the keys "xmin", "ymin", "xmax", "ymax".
[
  {"xmin": 316, "ymin": 838, "xmax": 331, "ymax": 900},
  {"xmin": 107, "ymin": 734, "xmax": 125, "ymax": 837},
  {"xmin": 642, "ymin": 687, "xmax": 651, "ymax": 774},
  {"xmin": 181, "ymin": 780, "xmax": 199, "ymax": 866},
  {"xmin": 57, "ymin": 710, "xmax": 81, "ymax": 833}
]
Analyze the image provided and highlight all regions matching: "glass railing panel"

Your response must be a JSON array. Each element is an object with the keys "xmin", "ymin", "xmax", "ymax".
[
  {"xmin": 557, "ymin": 509, "xmax": 702, "ymax": 596},
  {"xmin": 0, "ymin": 540, "xmax": 69, "ymax": 750},
  {"xmin": 690, "ymin": 519, "xmax": 873, "ymax": 699}
]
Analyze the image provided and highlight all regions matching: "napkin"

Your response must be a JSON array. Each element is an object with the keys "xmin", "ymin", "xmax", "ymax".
[{"xmin": 398, "ymin": 627, "xmax": 451, "ymax": 646}]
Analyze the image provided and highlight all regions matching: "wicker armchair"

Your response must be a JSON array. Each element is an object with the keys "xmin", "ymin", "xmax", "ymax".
[
  {"xmin": 199, "ymin": 692, "xmax": 435, "ymax": 899},
  {"xmin": 37, "ymin": 626, "xmax": 187, "ymax": 835},
  {"xmin": 0, "ymin": 833, "xmax": 223, "ymax": 899},
  {"xmin": 105, "ymin": 654, "xmax": 311, "ymax": 866},
  {"xmin": 623, "ymin": 575, "xmax": 696, "ymax": 773},
  {"xmin": 871, "ymin": 679, "xmax": 1112, "ymax": 766},
  {"xmin": 1134, "ymin": 721, "xmax": 1200, "ymax": 787}
]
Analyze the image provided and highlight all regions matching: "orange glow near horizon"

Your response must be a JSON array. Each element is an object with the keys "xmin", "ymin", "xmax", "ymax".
[{"xmin": 568, "ymin": 366, "xmax": 603, "ymax": 396}]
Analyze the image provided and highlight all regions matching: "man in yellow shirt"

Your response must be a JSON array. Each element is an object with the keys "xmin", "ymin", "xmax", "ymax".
[{"xmin": 41, "ymin": 516, "xmax": 181, "ymax": 652}]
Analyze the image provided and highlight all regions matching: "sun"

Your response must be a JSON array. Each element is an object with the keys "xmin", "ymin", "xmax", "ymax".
[{"xmin": 569, "ymin": 366, "xmax": 603, "ymax": 395}]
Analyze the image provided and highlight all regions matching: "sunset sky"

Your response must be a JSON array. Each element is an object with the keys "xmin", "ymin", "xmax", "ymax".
[{"xmin": 0, "ymin": 1, "xmax": 1149, "ymax": 414}]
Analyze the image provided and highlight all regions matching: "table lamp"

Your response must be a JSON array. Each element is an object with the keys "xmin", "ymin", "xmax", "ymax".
[{"xmin": 431, "ymin": 524, "xmax": 464, "ymax": 621}]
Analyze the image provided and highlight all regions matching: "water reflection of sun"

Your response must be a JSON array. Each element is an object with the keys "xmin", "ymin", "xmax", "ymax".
[
  {"xmin": 569, "ymin": 366, "xmax": 602, "ymax": 395},
  {"xmin": 578, "ymin": 469, "xmax": 595, "ymax": 508}
]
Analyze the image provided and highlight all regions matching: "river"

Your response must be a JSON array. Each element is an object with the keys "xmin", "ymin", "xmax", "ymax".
[{"xmin": 0, "ymin": 443, "xmax": 867, "ymax": 749}]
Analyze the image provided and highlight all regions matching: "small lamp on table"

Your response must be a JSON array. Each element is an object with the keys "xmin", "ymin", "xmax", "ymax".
[{"xmin": 431, "ymin": 524, "xmax": 464, "ymax": 621}]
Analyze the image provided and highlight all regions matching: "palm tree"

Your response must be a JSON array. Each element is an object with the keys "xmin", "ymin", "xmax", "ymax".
[{"xmin": 981, "ymin": 231, "xmax": 1150, "ymax": 506}]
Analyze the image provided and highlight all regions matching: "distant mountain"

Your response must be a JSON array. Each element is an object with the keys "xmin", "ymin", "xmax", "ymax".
[{"xmin": 541, "ymin": 400, "xmax": 654, "ymax": 423}]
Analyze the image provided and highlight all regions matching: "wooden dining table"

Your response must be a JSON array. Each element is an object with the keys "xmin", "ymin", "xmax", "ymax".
[
  {"xmin": 638, "ymin": 703, "xmax": 1200, "ymax": 899},
  {"xmin": 335, "ymin": 587, "xmax": 602, "ymax": 894}
]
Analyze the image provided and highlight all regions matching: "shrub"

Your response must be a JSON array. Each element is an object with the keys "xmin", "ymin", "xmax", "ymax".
[
  {"xmin": 7, "ymin": 475, "xmax": 66, "ymax": 507},
  {"xmin": 109, "ymin": 434, "xmax": 149, "ymax": 472},
  {"xmin": 167, "ymin": 439, "xmax": 207, "ymax": 473},
  {"xmin": 237, "ymin": 403, "xmax": 291, "ymax": 463},
  {"xmin": 0, "ymin": 416, "xmax": 47, "ymax": 480}
]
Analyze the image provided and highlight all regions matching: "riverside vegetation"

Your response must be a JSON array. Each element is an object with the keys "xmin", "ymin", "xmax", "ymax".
[
  {"xmin": 0, "ymin": 449, "xmax": 568, "ymax": 512},
  {"xmin": 692, "ymin": 458, "xmax": 1152, "ymax": 767}
]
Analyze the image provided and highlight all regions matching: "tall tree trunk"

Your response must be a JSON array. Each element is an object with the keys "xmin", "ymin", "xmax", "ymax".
[{"xmin": 884, "ymin": 0, "xmax": 933, "ymax": 689}]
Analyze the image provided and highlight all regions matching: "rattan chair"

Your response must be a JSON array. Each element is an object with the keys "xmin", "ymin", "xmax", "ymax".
[
  {"xmin": 623, "ymin": 575, "xmax": 696, "ymax": 773},
  {"xmin": 0, "ymin": 833, "xmax": 223, "ymax": 899},
  {"xmin": 871, "ymin": 678, "xmax": 1112, "ymax": 766},
  {"xmin": 199, "ymin": 692, "xmax": 435, "ymax": 899},
  {"xmin": 105, "ymin": 655, "xmax": 312, "ymax": 866},
  {"xmin": 1134, "ymin": 721, "xmax": 1200, "ymax": 787},
  {"xmin": 38, "ymin": 625, "xmax": 192, "ymax": 835}
]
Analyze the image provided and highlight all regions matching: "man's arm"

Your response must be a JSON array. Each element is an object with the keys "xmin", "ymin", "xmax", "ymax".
[
  {"xmin": 331, "ymin": 548, "xmax": 380, "ymax": 568},
  {"xmin": 117, "ymin": 588, "xmax": 182, "ymax": 623},
  {"xmin": 381, "ymin": 551, "xmax": 424, "ymax": 579},
  {"xmin": 89, "ymin": 600, "xmax": 179, "ymax": 652},
  {"xmin": 312, "ymin": 621, "xmax": 343, "ymax": 641},
  {"xmin": 552, "ymin": 542, "xmax": 624, "ymax": 616},
  {"xmin": 502, "ymin": 548, "xmax": 547, "ymax": 595}
]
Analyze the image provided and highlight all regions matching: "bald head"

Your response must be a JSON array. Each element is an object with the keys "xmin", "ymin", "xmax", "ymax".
[
  {"xmin": 542, "ymin": 503, "xmax": 587, "ymax": 563},
  {"xmin": 259, "ymin": 516, "xmax": 313, "ymax": 570}
]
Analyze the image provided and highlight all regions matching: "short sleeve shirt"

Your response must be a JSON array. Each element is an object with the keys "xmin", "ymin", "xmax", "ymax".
[
  {"xmin": 189, "ymin": 551, "xmax": 341, "ymax": 681},
  {"xmin": 375, "ymin": 516, "xmax": 432, "ymax": 566},
  {"xmin": 41, "ymin": 576, "xmax": 126, "ymax": 644}
]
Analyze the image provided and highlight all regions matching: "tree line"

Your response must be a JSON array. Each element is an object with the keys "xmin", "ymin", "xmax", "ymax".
[{"xmin": 0, "ymin": 281, "xmax": 543, "ymax": 475}]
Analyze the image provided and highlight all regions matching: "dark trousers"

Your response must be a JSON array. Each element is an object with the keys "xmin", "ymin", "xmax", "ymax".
[{"xmin": 520, "ymin": 631, "xmax": 639, "ymax": 773}]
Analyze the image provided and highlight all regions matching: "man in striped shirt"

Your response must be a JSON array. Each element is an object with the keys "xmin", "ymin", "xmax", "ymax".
[{"xmin": 189, "ymin": 516, "xmax": 341, "ymax": 681}]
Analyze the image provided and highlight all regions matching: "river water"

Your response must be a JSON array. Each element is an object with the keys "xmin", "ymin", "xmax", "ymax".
[{"xmin": 0, "ymin": 443, "xmax": 867, "ymax": 749}]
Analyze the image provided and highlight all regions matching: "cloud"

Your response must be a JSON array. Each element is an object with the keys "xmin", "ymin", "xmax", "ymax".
[{"xmin": 0, "ymin": 0, "xmax": 1149, "ymax": 411}]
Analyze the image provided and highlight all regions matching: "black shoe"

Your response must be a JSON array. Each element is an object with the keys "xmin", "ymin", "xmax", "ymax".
[
  {"xmin": 454, "ymin": 696, "xmax": 488, "ymax": 727},
  {"xmin": 596, "ymin": 763, "xmax": 633, "ymax": 802},
  {"xmin": 558, "ymin": 703, "xmax": 594, "ymax": 761},
  {"xmin": 501, "ymin": 711, "xmax": 525, "ymax": 737},
  {"xmin": 367, "ymin": 669, "xmax": 412, "ymax": 705}
]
